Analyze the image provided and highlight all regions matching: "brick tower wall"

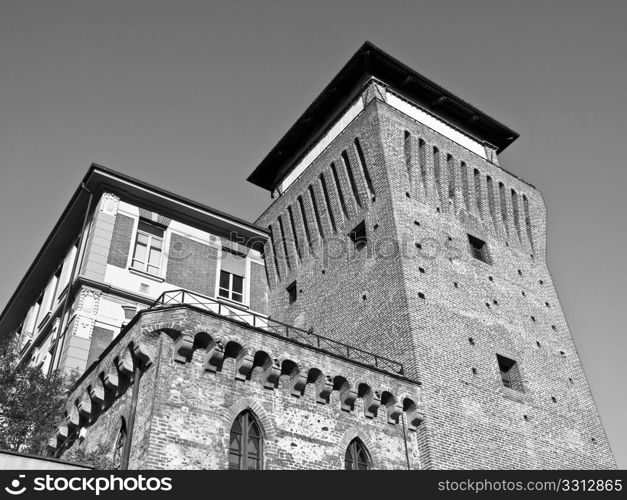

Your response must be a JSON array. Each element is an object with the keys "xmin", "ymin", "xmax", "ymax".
[
  {"xmin": 256, "ymin": 88, "xmax": 615, "ymax": 469},
  {"xmin": 378, "ymin": 101, "xmax": 615, "ymax": 469},
  {"xmin": 256, "ymin": 97, "xmax": 418, "ymax": 380}
]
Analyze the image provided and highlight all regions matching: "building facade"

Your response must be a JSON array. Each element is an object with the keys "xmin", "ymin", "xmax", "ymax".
[
  {"xmin": 0, "ymin": 42, "xmax": 615, "ymax": 469},
  {"xmin": 0, "ymin": 167, "xmax": 268, "ymax": 376}
]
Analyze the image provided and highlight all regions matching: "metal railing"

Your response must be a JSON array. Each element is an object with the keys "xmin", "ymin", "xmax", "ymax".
[{"xmin": 149, "ymin": 289, "xmax": 404, "ymax": 375}]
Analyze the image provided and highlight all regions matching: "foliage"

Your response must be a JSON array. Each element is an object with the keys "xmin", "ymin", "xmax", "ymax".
[
  {"xmin": 0, "ymin": 336, "xmax": 75, "ymax": 456},
  {"xmin": 63, "ymin": 443, "xmax": 118, "ymax": 470}
]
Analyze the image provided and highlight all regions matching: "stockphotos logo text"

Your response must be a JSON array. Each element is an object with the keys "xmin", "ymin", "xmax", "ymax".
[{"xmin": 4, "ymin": 474, "xmax": 172, "ymax": 496}]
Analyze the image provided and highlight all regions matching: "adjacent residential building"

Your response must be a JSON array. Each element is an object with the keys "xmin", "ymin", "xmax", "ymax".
[
  {"xmin": 0, "ymin": 42, "xmax": 616, "ymax": 470},
  {"xmin": 0, "ymin": 166, "xmax": 268, "ymax": 375}
]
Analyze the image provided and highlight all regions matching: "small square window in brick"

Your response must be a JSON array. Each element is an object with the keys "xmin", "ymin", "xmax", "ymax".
[
  {"xmin": 349, "ymin": 221, "xmax": 368, "ymax": 250},
  {"xmin": 468, "ymin": 234, "xmax": 491, "ymax": 264},
  {"xmin": 286, "ymin": 281, "xmax": 297, "ymax": 304},
  {"xmin": 497, "ymin": 354, "xmax": 524, "ymax": 392}
]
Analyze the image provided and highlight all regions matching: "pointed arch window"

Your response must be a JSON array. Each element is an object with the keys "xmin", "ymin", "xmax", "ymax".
[
  {"xmin": 112, "ymin": 418, "xmax": 127, "ymax": 469},
  {"xmin": 344, "ymin": 438, "xmax": 371, "ymax": 470},
  {"xmin": 229, "ymin": 410, "xmax": 263, "ymax": 470}
]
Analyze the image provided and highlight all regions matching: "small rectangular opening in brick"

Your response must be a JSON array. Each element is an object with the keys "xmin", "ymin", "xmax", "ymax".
[
  {"xmin": 468, "ymin": 234, "xmax": 491, "ymax": 264},
  {"xmin": 497, "ymin": 354, "xmax": 524, "ymax": 392},
  {"xmin": 286, "ymin": 281, "xmax": 297, "ymax": 304},
  {"xmin": 349, "ymin": 221, "xmax": 368, "ymax": 251}
]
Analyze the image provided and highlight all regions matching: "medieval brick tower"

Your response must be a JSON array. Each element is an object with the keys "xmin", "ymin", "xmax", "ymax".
[{"xmin": 249, "ymin": 42, "xmax": 615, "ymax": 469}]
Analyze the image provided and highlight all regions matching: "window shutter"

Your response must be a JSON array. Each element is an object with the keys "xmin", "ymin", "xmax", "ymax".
[{"xmin": 220, "ymin": 249, "xmax": 246, "ymax": 277}]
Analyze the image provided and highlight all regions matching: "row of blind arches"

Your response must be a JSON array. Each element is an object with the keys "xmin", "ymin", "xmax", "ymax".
[
  {"xmin": 403, "ymin": 131, "xmax": 534, "ymax": 251},
  {"xmin": 268, "ymin": 137, "xmax": 375, "ymax": 280}
]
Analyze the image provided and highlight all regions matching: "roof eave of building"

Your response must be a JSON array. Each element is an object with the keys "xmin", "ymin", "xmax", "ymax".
[
  {"xmin": 247, "ymin": 41, "xmax": 519, "ymax": 192},
  {"xmin": 0, "ymin": 164, "xmax": 268, "ymax": 337},
  {"xmin": 87, "ymin": 164, "xmax": 268, "ymax": 239}
]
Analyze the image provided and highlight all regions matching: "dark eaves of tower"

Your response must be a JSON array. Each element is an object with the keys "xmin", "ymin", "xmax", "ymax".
[{"xmin": 247, "ymin": 41, "xmax": 519, "ymax": 193}]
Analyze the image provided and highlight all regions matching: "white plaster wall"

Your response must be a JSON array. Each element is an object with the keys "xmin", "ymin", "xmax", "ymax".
[
  {"xmin": 386, "ymin": 91, "xmax": 487, "ymax": 158},
  {"xmin": 280, "ymin": 98, "xmax": 365, "ymax": 193}
]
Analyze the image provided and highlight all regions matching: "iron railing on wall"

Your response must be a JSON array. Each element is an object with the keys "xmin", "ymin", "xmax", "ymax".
[{"xmin": 149, "ymin": 289, "xmax": 404, "ymax": 375}]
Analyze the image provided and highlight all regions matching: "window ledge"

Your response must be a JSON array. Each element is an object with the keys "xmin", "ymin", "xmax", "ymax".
[
  {"xmin": 500, "ymin": 386, "xmax": 528, "ymax": 404},
  {"xmin": 129, "ymin": 268, "xmax": 165, "ymax": 283},
  {"xmin": 217, "ymin": 296, "xmax": 249, "ymax": 310},
  {"xmin": 469, "ymin": 256, "xmax": 493, "ymax": 268}
]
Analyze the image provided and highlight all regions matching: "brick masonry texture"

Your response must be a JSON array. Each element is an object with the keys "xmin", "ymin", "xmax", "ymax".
[
  {"xmin": 61, "ymin": 308, "xmax": 425, "ymax": 470},
  {"xmin": 378, "ymin": 100, "xmax": 614, "ymax": 469},
  {"xmin": 86, "ymin": 326, "xmax": 114, "ymax": 368},
  {"xmin": 165, "ymin": 234, "xmax": 218, "ymax": 298},
  {"xmin": 107, "ymin": 213, "xmax": 134, "ymax": 268},
  {"xmin": 257, "ymin": 100, "xmax": 419, "ymax": 379},
  {"xmin": 53, "ymin": 81, "xmax": 616, "ymax": 470},
  {"xmin": 249, "ymin": 261, "xmax": 268, "ymax": 315},
  {"xmin": 254, "ymin": 87, "xmax": 615, "ymax": 469}
]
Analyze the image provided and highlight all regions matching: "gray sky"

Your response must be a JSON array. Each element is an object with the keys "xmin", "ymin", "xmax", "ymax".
[{"xmin": 0, "ymin": 0, "xmax": 625, "ymax": 467}]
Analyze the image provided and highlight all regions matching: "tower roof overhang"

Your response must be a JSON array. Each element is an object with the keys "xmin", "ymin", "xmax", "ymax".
[{"xmin": 247, "ymin": 41, "xmax": 519, "ymax": 192}]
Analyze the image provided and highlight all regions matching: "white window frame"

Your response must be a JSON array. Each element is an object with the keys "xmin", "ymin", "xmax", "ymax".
[
  {"xmin": 129, "ymin": 220, "xmax": 166, "ymax": 277},
  {"xmin": 215, "ymin": 246, "xmax": 251, "ymax": 306},
  {"xmin": 218, "ymin": 269, "xmax": 245, "ymax": 304}
]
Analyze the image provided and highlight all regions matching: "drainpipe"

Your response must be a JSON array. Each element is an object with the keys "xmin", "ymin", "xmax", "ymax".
[
  {"xmin": 401, "ymin": 412, "xmax": 411, "ymax": 470},
  {"xmin": 48, "ymin": 183, "xmax": 93, "ymax": 376},
  {"xmin": 120, "ymin": 362, "xmax": 142, "ymax": 470}
]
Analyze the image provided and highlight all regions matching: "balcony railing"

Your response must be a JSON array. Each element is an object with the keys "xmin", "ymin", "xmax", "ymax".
[{"xmin": 149, "ymin": 289, "xmax": 404, "ymax": 376}]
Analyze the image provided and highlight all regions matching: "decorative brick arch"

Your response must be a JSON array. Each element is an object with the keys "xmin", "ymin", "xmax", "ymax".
[
  {"xmin": 220, "ymin": 335, "xmax": 248, "ymax": 351},
  {"xmin": 223, "ymin": 397, "xmax": 276, "ymax": 441},
  {"xmin": 337, "ymin": 427, "xmax": 377, "ymax": 470},
  {"xmin": 150, "ymin": 327, "xmax": 184, "ymax": 342}
]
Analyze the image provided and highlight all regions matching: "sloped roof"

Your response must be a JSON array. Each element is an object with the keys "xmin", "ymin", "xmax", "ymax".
[
  {"xmin": 248, "ymin": 41, "xmax": 519, "ymax": 191},
  {"xmin": 0, "ymin": 164, "xmax": 267, "ymax": 337}
]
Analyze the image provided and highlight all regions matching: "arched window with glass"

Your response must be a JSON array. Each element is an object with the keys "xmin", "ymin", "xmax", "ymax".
[
  {"xmin": 344, "ymin": 438, "xmax": 371, "ymax": 470},
  {"xmin": 228, "ymin": 410, "xmax": 263, "ymax": 470}
]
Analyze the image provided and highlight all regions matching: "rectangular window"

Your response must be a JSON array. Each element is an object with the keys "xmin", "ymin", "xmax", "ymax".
[
  {"xmin": 468, "ymin": 234, "xmax": 490, "ymax": 264},
  {"xmin": 497, "ymin": 354, "xmax": 523, "ymax": 392},
  {"xmin": 219, "ymin": 270, "xmax": 244, "ymax": 303},
  {"xmin": 131, "ymin": 220, "xmax": 165, "ymax": 276},
  {"xmin": 219, "ymin": 247, "xmax": 246, "ymax": 303}
]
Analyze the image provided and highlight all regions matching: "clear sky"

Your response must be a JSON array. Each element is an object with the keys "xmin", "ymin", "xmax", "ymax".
[{"xmin": 0, "ymin": 0, "xmax": 625, "ymax": 467}]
